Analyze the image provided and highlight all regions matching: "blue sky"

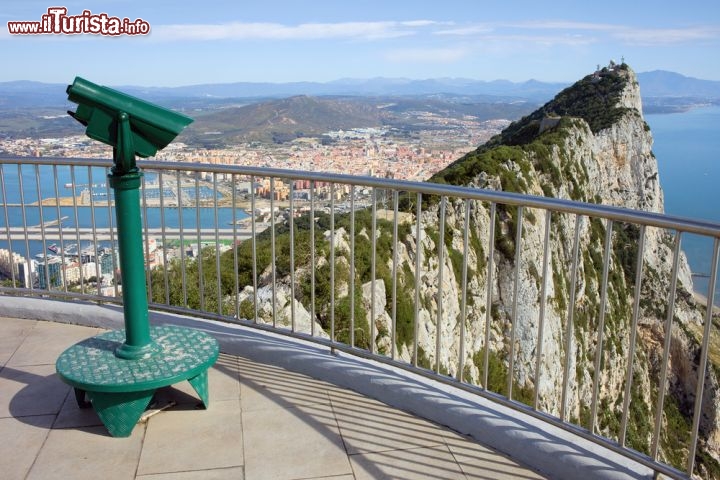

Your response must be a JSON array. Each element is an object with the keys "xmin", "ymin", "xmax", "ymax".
[{"xmin": 2, "ymin": 0, "xmax": 719, "ymax": 86}]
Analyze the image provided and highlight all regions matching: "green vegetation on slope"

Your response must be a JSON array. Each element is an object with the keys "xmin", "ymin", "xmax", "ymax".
[
  {"xmin": 150, "ymin": 207, "xmax": 423, "ymax": 354},
  {"xmin": 431, "ymin": 64, "xmax": 632, "ymax": 191}
]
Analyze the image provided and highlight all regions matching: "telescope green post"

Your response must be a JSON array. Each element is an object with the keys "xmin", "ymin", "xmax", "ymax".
[
  {"xmin": 108, "ymin": 111, "xmax": 156, "ymax": 359},
  {"xmin": 65, "ymin": 76, "xmax": 193, "ymax": 359}
]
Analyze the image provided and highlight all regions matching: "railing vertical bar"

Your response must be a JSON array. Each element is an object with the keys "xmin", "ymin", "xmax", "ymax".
[
  {"xmin": 0, "ymin": 165, "xmax": 18, "ymax": 287},
  {"xmin": 458, "ymin": 199, "xmax": 470, "ymax": 382},
  {"xmin": 289, "ymin": 180, "xmax": 296, "ymax": 332},
  {"xmin": 651, "ymin": 231, "xmax": 682, "ymax": 458},
  {"xmin": 310, "ymin": 180, "xmax": 315, "ymax": 335},
  {"xmin": 270, "ymin": 177, "xmax": 276, "ymax": 327},
  {"xmin": 158, "ymin": 171, "xmax": 170, "ymax": 306},
  {"xmin": 69, "ymin": 166, "xmax": 83, "ymax": 294},
  {"xmin": 391, "ymin": 190, "xmax": 399, "ymax": 360},
  {"xmin": 687, "ymin": 238, "xmax": 719, "ymax": 476},
  {"xmin": 508, "ymin": 206, "xmax": 524, "ymax": 400},
  {"xmin": 33, "ymin": 165, "xmax": 50, "ymax": 291},
  {"xmin": 250, "ymin": 175, "xmax": 258, "ymax": 323},
  {"xmin": 413, "ymin": 192, "xmax": 422, "ymax": 367},
  {"xmin": 590, "ymin": 219, "xmax": 614, "ymax": 433},
  {"xmin": 534, "ymin": 209, "xmax": 553, "ymax": 410},
  {"xmin": 349, "ymin": 185, "xmax": 355, "ymax": 347},
  {"xmin": 52, "ymin": 165, "xmax": 68, "ymax": 292},
  {"xmin": 176, "ymin": 170, "xmax": 188, "ymax": 308},
  {"xmin": 17, "ymin": 165, "xmax": 33, "ymax": 290},
  {"xmin": 141, "ymin": 173, "xmax": 151, "ymax": 302},
  {"xmin": 213, "ymin": 173, "xmax": 222, "ymax": 316},
  {"xmin": 436, "ymin": 196, "xmax": 446, "ymax": 374},
  {"xmin": 86, "ymin": 166, "xmax": 101, "ymax": 297},
  {"xmin": 484, "ymin": 202, "xmax": 496, "ymax": 389},
  {"xmin": 231, "ymin": 174, "xmax": 239, "ymax": 320},
  {"xmin": 561, "ymin": 214, "xmax": 583, "ymax": 422},
  {"xmin": 194, "ymin": 172, "xmax": 205, "ymax": 312},
  {"xmin": 330, "ymin": 183, "xmax": 336, "ymax": 344},
  {"xmin": 620, "ymin": 224, "xmax": 646, "ymax": 446},
  {"xmin": 105, "ymin": 167, "xmax": 118, "ymax": 298},
  {"xmin": 370, "ymin": 187, "xmax": 377, "ymax": 354}
]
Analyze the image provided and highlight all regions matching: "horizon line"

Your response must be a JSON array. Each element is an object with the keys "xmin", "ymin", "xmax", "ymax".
[{"xmin": 0, "ymin": 69, "xmax": 716, "ymax": 89}]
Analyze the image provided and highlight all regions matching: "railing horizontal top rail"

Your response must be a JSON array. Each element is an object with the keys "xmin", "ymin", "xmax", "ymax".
[{"xmin": 3, "ymin": 155, "xmax": 720, "ymax": 238}]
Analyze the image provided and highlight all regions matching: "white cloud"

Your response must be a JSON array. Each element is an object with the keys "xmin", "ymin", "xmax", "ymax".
[
  {"xmin": 152, "ymin": 20, "xmax": 441, "ymax": 42},
  {"xmin": 434, "ymin": 25, "xmax": 493, "ymax": 36},
  {"xmin": 611, "ymin": 27, "xmax": 720, "ymax": 45},
  {"xmin": 432, "ymin": 20, "xmax": 720, "ymax": 47},
  {"xmin": 480, "ymin": 33, "xmax": 596, "ymax": 48},
  {"xmin": 400, "ymin": 20, "xmax": 445, "ymax": 28},
  {"xmin": 501, "ymin": 21, "xmax": 622, "ymax": 32}
]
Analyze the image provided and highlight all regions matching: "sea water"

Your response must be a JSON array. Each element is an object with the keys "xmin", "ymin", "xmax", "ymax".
[{"xmin": 646, "ymin": 105, "xmax": 720, "ymax": 303}]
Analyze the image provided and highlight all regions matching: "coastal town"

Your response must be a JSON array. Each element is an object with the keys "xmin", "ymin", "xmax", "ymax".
[
  {"xmin": 0, "ymin": 116, "xmax": 509, "ymax": 293},
  {"xmin": 0, "ymin": 117, "xmax": 509, "ymax": 181}
]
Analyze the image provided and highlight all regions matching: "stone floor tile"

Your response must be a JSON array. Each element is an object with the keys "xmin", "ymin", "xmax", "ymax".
[
  {"xmin": 136, "ymin": 466, "xmax": 245, "ymax": 479},
  {"xmin": 238, "ymin": 357, "xmax": 333, "ymax": 412},
  {"xmin": 25, "ymin": 425, "xmax": 144, "ymax": 480},
  {"xmin": 243, "ymin": 402, "xmax": 352, "ymax": 479},
  {"xmin": 0, "ymin": 415, "xmax": 53, "ymax": 480},
  {"xmin": 0, "ymin": 363, "xmax": 69, "ymax": 418},
  {"xmin": 52, "ymin": 387, "xmax": 104, "ymax": 429},
  {"xmin": 137, "ymin": 399, "xmax": 243, "ymax": 476},
  {"xmin": 0, "ymin": 317, "xmax": 36, "ymax": 366},
  {"xmin": 304, "ymin": 476, "xmax": 355, "ymax": 480},
  {"xmin": 330, "ymin": 388, "xmax": 448, "ymax": 455},
  {"xmin": 6, "ymin": 321, "xmax": 104, "ymax": 367},
  {"xmin": 350, "ymin": 444, "xmax": 466, "ymax": 480},
  {"xmin": 444, "ymin": 432, "xmax": 548, "ymax": 479}
]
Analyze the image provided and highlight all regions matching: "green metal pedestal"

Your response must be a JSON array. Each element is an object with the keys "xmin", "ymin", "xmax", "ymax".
[{"xmin": 56, "ymin": 325, "xmax": 219, "ymax": 437}]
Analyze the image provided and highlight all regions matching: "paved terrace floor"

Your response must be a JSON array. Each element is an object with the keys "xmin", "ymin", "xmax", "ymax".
[{"xmin": 0, "ymin": 316, "xmax": 547, "ymax": 480}]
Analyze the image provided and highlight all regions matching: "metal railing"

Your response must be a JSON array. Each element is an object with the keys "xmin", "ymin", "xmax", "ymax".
[{"xmin": 1, "ymin": 155, "xmax": 719, "ymax": 479}]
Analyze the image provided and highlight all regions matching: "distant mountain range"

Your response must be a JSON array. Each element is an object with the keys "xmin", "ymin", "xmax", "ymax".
[
  {"xmin": 2, "ymin": 70, "xmax": 720, "ymax": 109},
  {"xmin": 637, "ymin": 70, "xmax": 720, "ymax": 97},
  {"xmin": 1, "ymin": 70, "xmax": 719, "ymax": 143},
  {"xmin": 122, "ymin": 77, "xmax": 568, "ymax": 102}
]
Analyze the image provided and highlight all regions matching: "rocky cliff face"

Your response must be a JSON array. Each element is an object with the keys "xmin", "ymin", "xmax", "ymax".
[{"xmin": 238, "ymin": 64, "xmax": 719, "ymax": 478}]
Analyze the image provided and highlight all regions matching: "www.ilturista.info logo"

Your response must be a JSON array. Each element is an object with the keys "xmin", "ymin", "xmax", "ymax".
[{"xmin": 7, "ymin": 7, "xmax": 150, "ymax": 36}]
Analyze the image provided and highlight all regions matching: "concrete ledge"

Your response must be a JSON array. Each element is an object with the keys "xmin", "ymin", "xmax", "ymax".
[{"xmin": 2, "ymin": 296, "xmax": 654, "ymax": 480}]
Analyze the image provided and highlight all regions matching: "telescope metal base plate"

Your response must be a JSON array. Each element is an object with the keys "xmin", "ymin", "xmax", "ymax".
[{"xmin": 56, "ymin": 325, "xmax": 219, "ymax": 437}]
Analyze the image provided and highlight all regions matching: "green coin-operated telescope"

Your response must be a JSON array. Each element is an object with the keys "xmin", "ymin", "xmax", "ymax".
[
  {"xmin": 66, "ymin": 76, "xmax": 193, "ymax": 174},
  {"xmin": 58, "ymin": 78, "xmax": 218, "ymax": 438},
  {"xmin": 66, "ymin": 77, "xmax": 193, "ymax": 359}
]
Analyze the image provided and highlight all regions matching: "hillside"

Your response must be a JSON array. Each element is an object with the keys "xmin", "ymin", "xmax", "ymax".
[{"xmin": 182, "ymin": 95, "xmax": 383, "ymax": 144}]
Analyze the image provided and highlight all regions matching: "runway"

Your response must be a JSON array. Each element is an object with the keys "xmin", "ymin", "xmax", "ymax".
[{"xmin": 4, "ymin": 226, "xmax": 257, "ymax": 242}]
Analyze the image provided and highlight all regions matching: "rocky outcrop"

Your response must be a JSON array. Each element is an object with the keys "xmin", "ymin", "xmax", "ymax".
[{"xmin": 237, "ymin": 64, "xmax": 719, "ymax": 478}]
